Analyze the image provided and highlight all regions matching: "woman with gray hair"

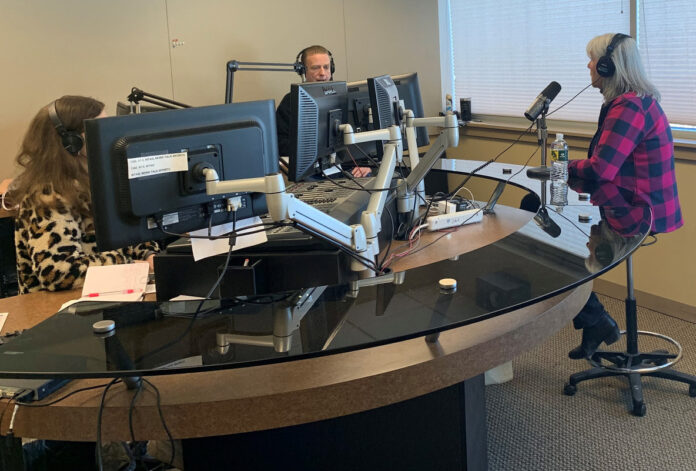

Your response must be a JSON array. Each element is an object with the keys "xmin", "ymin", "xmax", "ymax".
[{"xmin": 566, "ymin": 33, "xmax": 682, "ymax": 359}]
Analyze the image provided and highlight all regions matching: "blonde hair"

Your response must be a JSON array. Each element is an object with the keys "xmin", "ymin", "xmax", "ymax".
[{"xmin": 586, "ymin": 33, "xmax": 660, "ymax": 102}]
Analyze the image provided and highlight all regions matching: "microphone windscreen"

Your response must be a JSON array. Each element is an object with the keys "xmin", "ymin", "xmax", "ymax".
[{"xmin": 543, "ymin": 81, "xmax": 562, "ymax": 101}]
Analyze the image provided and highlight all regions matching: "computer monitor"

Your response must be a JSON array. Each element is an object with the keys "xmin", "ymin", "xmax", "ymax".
[
  {"xmin": 368, "ymin": 75, "xmax": 401, "ymax": 157},
  {"xmin": 287, "ymin": 81, "xmax": 348, "ymax": 182},
  {"xmin": 85, "ymin": 100, "xmax": 279, "ymax": 251},
  {"xmin": 391, "ymin": 72, "xmax": 430, "ymax": 150},
  {"xmin": 345, "ymin": 73, "xmax": 429, "ymax": 159},
  {"xmin": 115, "ymin": 101, "xmax": 168, "ymax": 115},
  {"xmin": 342, "ymin": 80, "xmax": 378, "ymax": 161}
]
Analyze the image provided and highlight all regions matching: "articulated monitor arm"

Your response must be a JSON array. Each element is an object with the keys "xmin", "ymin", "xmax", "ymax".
[
  {"xmin": 397, "ymin": 112, "xmax": 459, "ymax": 214},
  {"xmin": 203, "ymin": 170, "xmax": 367, "ymax": 253},
  {"xmin": 203, "ymin": 124, "xmax": 401, "ymax": 275}
]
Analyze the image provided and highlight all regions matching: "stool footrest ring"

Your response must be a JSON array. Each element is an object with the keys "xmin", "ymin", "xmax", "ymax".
[{"xmin": 588, "ymin": 329, "xmax": 682, "ymax": 374}]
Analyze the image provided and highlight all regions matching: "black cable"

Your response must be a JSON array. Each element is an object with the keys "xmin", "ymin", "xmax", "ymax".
[
  {"xmin": 547, "ymin": 81, "xmax": 598, "ymax": 117},
  {"xmin": 134, "ymin": 240, "xmax": 236, "ymax": 365},
  {"xmin": 95, "ymin": 377, "xmax": 121, "ymax": 471},
  {"xmin": 347, "ymin": 143, "xmax": 381, "ymax": 168},
  {"xmin": 128, "ymin": 382, "xmax": 144, "ymax": 444},
  {"xmin": 142, "ymin": 378, "xmax": 175, "ymax": 468},
  {"xmin": 319, "ymin": 168, "xmax": 397, "ymax": 193},
  {"xmin": 445, "ymin": 121, "xmax": 536, "ymax": 201}
]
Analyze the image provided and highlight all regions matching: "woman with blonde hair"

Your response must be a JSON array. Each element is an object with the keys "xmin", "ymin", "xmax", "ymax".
[
  {"xmin": 567, "ymin": 33, "xmax": 682, "ymax": 358},
  {"xmin": 13, "ymin": 95, "xmax": 158, "ymax": 293}
]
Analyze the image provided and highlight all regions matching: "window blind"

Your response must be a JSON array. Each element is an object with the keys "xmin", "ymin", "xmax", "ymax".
[
  {"xmin": 639, "ymin": 0, "xmax": 696, "ymax": 127},
  {"xmin": 450, "ymin": 0, "xmax": 630, "ymax": 122}
]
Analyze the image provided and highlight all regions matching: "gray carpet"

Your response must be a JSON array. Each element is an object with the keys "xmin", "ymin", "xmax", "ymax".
[{"xmin": 486, "ymin": 294, "xmax": 696, "ymax": 471}]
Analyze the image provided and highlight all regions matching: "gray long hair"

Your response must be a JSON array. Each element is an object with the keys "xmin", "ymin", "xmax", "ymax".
[{"xmin": 586, "ymin": 33, "xmax": 660, "ymax": 102}]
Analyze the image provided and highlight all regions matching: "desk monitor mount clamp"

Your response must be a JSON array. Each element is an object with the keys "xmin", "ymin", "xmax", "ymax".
[
  {"xmin": 126, "ymin": 87, "xmax": 191, "ymax": 113},
  {"xmin": 203, "ymin": 125, "xmax": 403, "ymax": 276},
  {"xmin": 225, "ymin": 60, "xmax": 302, "ymax": 104},
  {"xmin": 216, "ymin": 285, "xmax": 326, "ymax": 354}
]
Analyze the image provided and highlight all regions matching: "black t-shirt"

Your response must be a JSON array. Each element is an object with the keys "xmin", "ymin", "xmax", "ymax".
[{"xmin": 275, "ymin": 92, "xmax": 292, "ymax": 157}]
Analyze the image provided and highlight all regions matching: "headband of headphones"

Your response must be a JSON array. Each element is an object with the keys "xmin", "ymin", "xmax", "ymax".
[
  {"xmin": 596, "ymin": 33, "xmax": 631, "ymax": 78},
  {"xmin": 294, "ymin": 46, "xmax": 335, "ymax": 78},
  {"xmin": 48, "ymin": 100, "xmax": 84, "ymax": 156}
]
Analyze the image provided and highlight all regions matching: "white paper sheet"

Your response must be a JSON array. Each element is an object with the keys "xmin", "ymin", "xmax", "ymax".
[
  {"xmin": 80, "ymin": 263, "xmax": 150, "ymax": 302},
  {"xmin": 189, "ymin": 216, "xmax": 267, "ymax": 261}
]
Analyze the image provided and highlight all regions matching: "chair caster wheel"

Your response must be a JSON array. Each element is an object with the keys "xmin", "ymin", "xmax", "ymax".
[
  {"xmin": 632, "ymin": 402, "xmax": 646, "ymax": 417},
  {"xmin": 563, "ymin": 383, "xmax": 576, "ymax": 396},
  {"xmin": 689, "ymin": 384, "xmax": 696, "ymax": 398}
]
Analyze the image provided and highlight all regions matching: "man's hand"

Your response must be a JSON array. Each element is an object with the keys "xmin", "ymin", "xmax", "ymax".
[{"xmin": 351, "ymin": 167, "xmax": 372, "ymax": 178}]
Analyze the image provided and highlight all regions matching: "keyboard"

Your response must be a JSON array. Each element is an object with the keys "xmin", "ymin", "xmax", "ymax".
[
  {"xmin": 265, "ymin": 177, "xmax": 376, "ymax": 245},
  {"xmin": 286, "ymin": 176, "xmax": 374, "ymax": 219}
]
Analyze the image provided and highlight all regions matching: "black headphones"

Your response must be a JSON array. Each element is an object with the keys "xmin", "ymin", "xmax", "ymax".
[
  {"xmin": 48, "ymin": 100, "xmax": 84, "ymax": 156},
  {"xmin": 596, "ymin": 33, "xmax": 630, "ymax": 78},
  {"xmin": 295, "ymin": 46, "xmax": 335, "ymax": 78}
]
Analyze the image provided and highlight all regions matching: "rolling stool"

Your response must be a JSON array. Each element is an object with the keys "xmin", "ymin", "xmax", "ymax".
[{"xmin": 563, "ymin": 253, "xmax": 696, "ymax": 416}]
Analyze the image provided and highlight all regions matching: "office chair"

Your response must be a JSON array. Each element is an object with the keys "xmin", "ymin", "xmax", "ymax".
[
  {"xmin": 564, "ymin": 251, "xmax": 696, "ymax": 416},
  {"xmin": 0, "ymin": 217, "xmax": 18, "ymax": 298}
]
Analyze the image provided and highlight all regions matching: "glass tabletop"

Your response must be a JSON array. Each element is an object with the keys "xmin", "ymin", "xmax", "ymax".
[{"xmin": 0, "ymin": 163, "xmax": 652, "ymax": 378}]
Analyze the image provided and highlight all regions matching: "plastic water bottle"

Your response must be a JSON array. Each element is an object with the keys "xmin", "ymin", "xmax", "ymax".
[{"xmin": 550, "ymin": 133, "xmax": 568, "ymax": 206}]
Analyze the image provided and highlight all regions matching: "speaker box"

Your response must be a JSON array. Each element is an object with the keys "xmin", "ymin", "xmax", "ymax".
[{"xmin": 475, "ymin": 271, "xmax": 530, "ymax": 311}]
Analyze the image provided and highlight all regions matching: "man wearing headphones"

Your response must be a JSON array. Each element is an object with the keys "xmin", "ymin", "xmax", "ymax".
[
  {"xmin": 276, "ymin": 45, "xmax": 370, "ymax": 177},
  {"xmin": 276, "ymin": 45, "xmax": 334, "ymax": 158}
]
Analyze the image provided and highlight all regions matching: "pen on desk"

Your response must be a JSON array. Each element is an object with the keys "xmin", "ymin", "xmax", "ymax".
[{"xmin": 83, "ymin": 289, "xmax": 142, "ymax": 298}]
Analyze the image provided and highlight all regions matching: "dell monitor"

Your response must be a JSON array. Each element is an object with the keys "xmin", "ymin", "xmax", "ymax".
[
  {"xmin": 368, "ymin": 75, "xmax": 401, "ymax": 157},
  {"xmin": 85, "ymin": 100, "xmax": 279, "ymax": 251},
  {"xmin": 391, "ymin": 72, "xmax": 430, "ymax": 150},
  {"xmin": 345, "ymin": 73, "xmax": 429, "ymax": 159},
  {"xmin": 287, "ymin": 81, "xmax": 348, "ymax": 182},
  {"xmin": 342, "ymin": 80, "xmax": 378, "ymax": 161}
]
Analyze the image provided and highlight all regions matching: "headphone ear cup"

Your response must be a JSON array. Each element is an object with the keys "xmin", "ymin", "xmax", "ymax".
[
  {"xmin": 594, "ymin": 242, "xmax": 614, "ymax": 266},
  {"xmin": 595, "ymin": 56, "xmax": 614, "ymax": 77},
  {"xmin": 295, "ymin": 48, "xmax": 306, "ymax": 77},
  {"xmin": 62, "ymin": 133, "xmax": 84, "ymax": 156}
]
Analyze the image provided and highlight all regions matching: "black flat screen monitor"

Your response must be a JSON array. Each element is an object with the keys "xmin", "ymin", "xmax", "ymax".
[
  {"xmin": 85, "ymin": 100, "xmax": 279, "ymax": 251},
  {"xmin": 391, "ymin": 72, "xmax": 430, "ymax": 150},
  {"xmin": 344, "ymin": 72, "xmax": 429, "ymax": 160},
  {"xmin": 288, "ymin": 81, "xmax": 348, "ymax": 182},
  {"xmin": 342, "ymin": 80, "xmax": 378, "ymax": 162},
  {"xmin": 368, "ymin": 75, "xmax": 401, "ymax": 158}
]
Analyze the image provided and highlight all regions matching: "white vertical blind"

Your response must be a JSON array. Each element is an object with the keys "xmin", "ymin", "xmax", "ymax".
[
  {"xmin": 450, "ymin": 1, "xmax": 630, "ymax": 122},
  {"xmin": 639, "ymin": 0, "xmax": 696, "ymax": 127}
]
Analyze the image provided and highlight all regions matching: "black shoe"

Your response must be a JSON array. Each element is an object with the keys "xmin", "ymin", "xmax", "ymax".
[{"xmin": 568, "ymin": 313, "xmax": 620, "ymax": 359}]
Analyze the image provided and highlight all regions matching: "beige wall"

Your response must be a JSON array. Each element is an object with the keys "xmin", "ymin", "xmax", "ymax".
[{"xmin": 0, "ymin": 0, "xmax": 442, "ymax": 181}]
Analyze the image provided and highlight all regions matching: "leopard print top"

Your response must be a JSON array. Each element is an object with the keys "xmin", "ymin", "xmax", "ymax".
[{"xmin": 14, "ymin": 187, "xmax": 158, "ymax": 294}]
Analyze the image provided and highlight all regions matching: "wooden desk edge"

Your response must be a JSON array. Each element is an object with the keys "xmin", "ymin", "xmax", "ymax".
[{"xmin": 3, "ymin": 282, "xmax": 591, "ymax": 441}]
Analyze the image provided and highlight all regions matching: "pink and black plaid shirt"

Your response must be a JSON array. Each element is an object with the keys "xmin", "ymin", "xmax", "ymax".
[{"xmin": 568, "ymin": 92, "xmax": 682, "ymax": 233}]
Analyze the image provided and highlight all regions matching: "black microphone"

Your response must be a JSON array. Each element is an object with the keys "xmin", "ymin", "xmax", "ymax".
[
  {"xmin": 524, "ymin": 81, "xmax": 562, "ymax": 121},
  {"xmin": 533, "ymin": 206, "xmax": 561, "ymax": 238}
]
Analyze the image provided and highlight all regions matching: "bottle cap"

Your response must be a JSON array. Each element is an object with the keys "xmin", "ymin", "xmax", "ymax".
[{"xmin": 556, "ymin": 133, "xmax": 564, "ymax": 140}]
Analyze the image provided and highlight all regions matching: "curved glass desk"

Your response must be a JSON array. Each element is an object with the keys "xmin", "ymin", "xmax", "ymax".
[{"xmin": 0, "ymin": 161, "xmax": 651, "ymax": 379}]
